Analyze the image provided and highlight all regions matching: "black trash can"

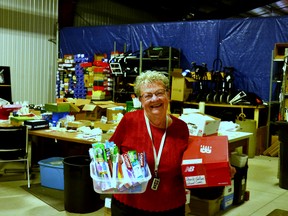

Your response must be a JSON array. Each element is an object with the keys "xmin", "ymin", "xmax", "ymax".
[
  {"xmin": 63, "ymin": 155, "xmax": 103, "ymax": 213},
  {"xmin": 232, "ymin": 164, "xmax": 248, "ymax": 204},
  {"xmin": 276, "ymin": 121, "xmax": 288, "ymax": 190}
]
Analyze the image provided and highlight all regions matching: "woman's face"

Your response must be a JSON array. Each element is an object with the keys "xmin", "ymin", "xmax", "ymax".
[{"xmin": 139, "ymin": 81, "xmax": 169, "ymax": 117}]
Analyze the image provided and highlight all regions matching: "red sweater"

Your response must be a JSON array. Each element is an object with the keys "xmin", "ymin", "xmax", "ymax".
[{"xmin": 109, "ymin": 110, "xmax": 189, "ymax": 212}]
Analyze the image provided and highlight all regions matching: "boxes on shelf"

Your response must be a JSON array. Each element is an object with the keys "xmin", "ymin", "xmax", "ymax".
[
  {"xmin": 38, "ymin": 157, "xmax": 64, "ymax": 190},
  {"xmin": 171, "ymin": 68, "xmax": 195, "ymax": 101},
  {"xmin": 189, "ymin": 195, "xmax": 223, "ymax": 216},
  {"xmin": 180, "ymin": 112, "xmax": 221, "ymax": 136},
  {"xmin": 182, "ymin": 136, "xmax": 231, "ymax": 188}
]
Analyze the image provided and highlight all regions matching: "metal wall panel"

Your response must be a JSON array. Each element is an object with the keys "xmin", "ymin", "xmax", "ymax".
[
  {"xmin": 74, "ymin": 0, "xmax": 158, "ymax": 26},
  {"xmin": 0, "ymin": 0, "xmax": 58, "ymax": 105}
]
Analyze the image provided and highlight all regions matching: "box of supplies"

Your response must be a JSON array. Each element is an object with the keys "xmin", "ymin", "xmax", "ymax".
[
  {"xmin": 38, "ymin": 157, "xmax": 64, "ymax": 190},
  {"xmin": 90, "ymin": 161, "xmax": 151, "ymax": 194},
  {"xmin": 182, "ymin": 136, "xmax": 231, "ymax": 188}
]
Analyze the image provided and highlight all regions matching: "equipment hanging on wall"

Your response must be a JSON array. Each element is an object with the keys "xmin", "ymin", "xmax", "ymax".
[{"xmin": 219, "ymin": 66, "xmax": 235, "ymax": 104}]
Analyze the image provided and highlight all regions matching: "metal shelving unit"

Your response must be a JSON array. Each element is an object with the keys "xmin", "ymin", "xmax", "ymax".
[
  {"xmin": 267, "ymin": 47, "xmax": 288, "ymax": 145},
  {"xmin": 112, "ymin": 42, "xmax": 180, "ymax": 102}
]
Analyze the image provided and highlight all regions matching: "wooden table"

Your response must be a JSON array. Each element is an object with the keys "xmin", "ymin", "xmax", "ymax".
[
  {"xmin": 29, "ymin": 129, "xmax": 251, "ymax": 155},
  {"xmin": 28, "ymin": 129, "xmax": 112, "ymax": 164},
  {"xmin": 29, "ymin": 129, "xmax": 111, "ymax": 145},
  {"xmin": 183, "ymin": 102, "xmax": 266, "ymax": 128}
]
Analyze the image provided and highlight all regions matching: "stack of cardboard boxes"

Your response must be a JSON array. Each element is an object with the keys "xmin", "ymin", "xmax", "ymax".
[{"xmin": 180, "ymin": 110, "xmax": 246, "ymax": 215}]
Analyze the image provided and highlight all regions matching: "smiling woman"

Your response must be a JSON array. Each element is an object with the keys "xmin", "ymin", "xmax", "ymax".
[{"xmin": 108, "ymin": 71, "xmax": 190, "ymax": 216}]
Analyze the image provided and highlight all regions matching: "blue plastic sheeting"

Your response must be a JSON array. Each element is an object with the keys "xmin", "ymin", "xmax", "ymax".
[{"xmin": 60, "ymin": 16, "xmax": 288, "ymax": 102}]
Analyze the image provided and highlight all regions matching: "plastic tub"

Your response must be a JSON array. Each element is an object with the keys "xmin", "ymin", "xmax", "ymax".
[{"xmin": 90, "ymin": 161, "xmax": 151, "ymax": 194}]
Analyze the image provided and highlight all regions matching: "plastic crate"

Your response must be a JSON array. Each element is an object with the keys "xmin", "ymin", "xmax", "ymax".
[
  {"xmin": 38, "ymin": 157, "xmax": 64, "ymax": 190},
  {"xmin": 90, "ymin": 161, "xmax": 151, "ymax": 194}
]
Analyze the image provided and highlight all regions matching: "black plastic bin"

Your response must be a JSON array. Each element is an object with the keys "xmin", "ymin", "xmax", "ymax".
[
  {"xmin": 63, "ymin": 155, "xmax": 103, "ymax": 213},
  {"xmin": 276, "ymin": 121, "xmax": 288, "ymax": 190}
]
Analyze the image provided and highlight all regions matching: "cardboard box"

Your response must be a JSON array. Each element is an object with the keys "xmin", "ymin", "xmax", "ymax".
[
  {"xmin": 45, "ymin": 102, "xmax": 70, "ymax": 112},
  {"xmin": 94, "ymin": 121, "xmax": 117, "ymax": 132},
  {"xmin": 106, "ymin": 106, "xmax": 125, "ymax": 122},
  {"xmin": 180, "ymin": 112, "xmax": 221, "ymax": 136},
  {"xmin": 221, "ymin": 180, "xmax": 234, "ymax": 210},
  {"xmin": 70, "ymin": 101, "xmax": 126, "ymax": 121},
  {"xmin": 171, "ymin": 68, "xmax": 195, "ymax": 101},
  {"xmin": 182, "ymin": 136, "xmax": 231, "ymax": 188},
  {"xmin": 189, "ymin": 195, "xmax": 223, "ymax": 216},
  {"xmin": 67, "ymin": 120, "xmax": 92, "ymax": 129},
  {"xmin": 274, "ymin": 43, "xmax": 288, "ymax": 60},
  {"xmin": 74, "ymin": 102, "xmax": 114, "ymax": 121},
  {"xmin": 10, "ymin": 116, "xmax": 35, "ymax": 126}
]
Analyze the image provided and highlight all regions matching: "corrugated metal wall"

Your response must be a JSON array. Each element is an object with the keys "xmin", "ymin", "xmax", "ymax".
[
  {"xmin": 74, "ymin": 0, "xmax": 158, "ymax": 26},
  {"xmin": 0, "ymin": 0, "xmax": 58, "ymax": 105}
]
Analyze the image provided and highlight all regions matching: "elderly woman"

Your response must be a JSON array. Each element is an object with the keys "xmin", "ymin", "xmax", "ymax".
[{"xmin": 109, "ymin": 71, "xmax": 190, "ymax": 216}]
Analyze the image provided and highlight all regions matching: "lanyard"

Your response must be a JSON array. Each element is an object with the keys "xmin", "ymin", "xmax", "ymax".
[{"xmin": 144, "ymin": 113, "xmax": 168, "ymax": 178}]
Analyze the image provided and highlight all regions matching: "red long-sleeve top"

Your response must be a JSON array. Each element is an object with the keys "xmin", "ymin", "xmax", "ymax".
[{"xmin": 109, "ymin": 109, "xmax": 189, "ymax": 212}]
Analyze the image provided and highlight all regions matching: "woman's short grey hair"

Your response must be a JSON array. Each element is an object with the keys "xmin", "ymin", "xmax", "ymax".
[{"xmin": 134, "ymin": 71, "xmax": 170, "ymax": 97}]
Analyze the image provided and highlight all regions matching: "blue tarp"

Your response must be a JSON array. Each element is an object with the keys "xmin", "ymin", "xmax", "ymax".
[{"xmin": 59, "ymin": 16, "xmax": 288, "ymax": 102}]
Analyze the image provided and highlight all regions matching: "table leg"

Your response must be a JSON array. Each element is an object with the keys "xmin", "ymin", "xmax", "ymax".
[{"xmin": 254, "ymin": 108, "xmax": 259, "ymax": 128}]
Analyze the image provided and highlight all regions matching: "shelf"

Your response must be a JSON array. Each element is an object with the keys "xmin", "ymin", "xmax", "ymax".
[
  {"xmin": 273, "ymin": 58, "xmax": 285, "ymax": 62},
  {"xmin": 112, "ymin": 44, "xmax": 180, "ymax": 102},
  {"xmin": 184, "ymin": 102, "xmax": 265, "ymax": 109}
]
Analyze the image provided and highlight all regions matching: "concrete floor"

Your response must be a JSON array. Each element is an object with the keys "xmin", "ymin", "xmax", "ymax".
[{"xmin": 0, "ymin": 155, "xmax": 288, "ymax": 216}]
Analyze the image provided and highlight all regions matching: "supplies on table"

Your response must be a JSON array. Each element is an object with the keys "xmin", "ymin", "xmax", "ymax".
[{"xmin": 89, "ymin": 141, "xmax": 151, "ymax": 194}]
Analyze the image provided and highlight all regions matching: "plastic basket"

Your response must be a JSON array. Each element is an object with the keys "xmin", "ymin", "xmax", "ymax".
[{"xmin": 90, "ymin": 161, "xmax": 151, "ymax": 194}]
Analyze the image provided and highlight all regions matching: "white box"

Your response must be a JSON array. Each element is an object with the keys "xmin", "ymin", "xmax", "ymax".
[{"xmin": 180, "ymin": 112, "xmax": 221, "ymax": 136}]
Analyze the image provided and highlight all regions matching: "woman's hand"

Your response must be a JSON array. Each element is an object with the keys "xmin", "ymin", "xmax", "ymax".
[{"xmin": 230, "ymin": 163, "xmax": 236, "ymax": 179}]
